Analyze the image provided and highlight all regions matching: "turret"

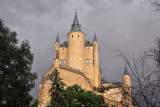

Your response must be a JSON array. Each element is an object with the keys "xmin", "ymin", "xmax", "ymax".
[
  {"xmin": 67, "ymin": 11, "xmax": 85, "ymax": 71},
  {"xmin": 93, "ymin": 33, "xmax": 100, "ymax": 87},
  {"xmin": 54, "ymin": 51, "xmax": 60, "ymax": 69},
  {"xmin": 54, "ymin": 34, "xmax": 60, "ymax": 59},
  {"xmin": 123, "ymin": 65, "xmax": 131, "ymax": 89},
  {"xmin": 123, "ymin": 65, "xmax": 132, "ymax": 106}
]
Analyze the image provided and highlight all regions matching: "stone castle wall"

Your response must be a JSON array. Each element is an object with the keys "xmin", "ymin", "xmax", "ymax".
[
  {"xmin": 39, "ymin": 65, "xmax": 93, "ymax": 107},
  {"xmin": 38, "ymin": 81, "xmax": 52, "ymax": 107}
]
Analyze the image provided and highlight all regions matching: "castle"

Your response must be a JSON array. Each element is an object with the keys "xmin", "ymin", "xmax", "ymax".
[{"xmin": 38, "ymin": 12, "xmax": 132, "ymax": 107}]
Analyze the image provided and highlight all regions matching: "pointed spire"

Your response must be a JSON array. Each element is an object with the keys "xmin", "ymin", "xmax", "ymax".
[
  {"xmin": 56, "ymin": 33, "xmax": 60, "ymax": 42},
  {"xmin": 93, "ymin": 32, "xmax": 98, "ymax": 41},
  {"xmin": 124, "ymin": 65, "xmax": 129, "ymax": 75},
  {"xmin": 71, "ymin": 10, "xmax": 81, "ymax": 31},
  {"xmin": 56, "ymin": 51, "xmax": 59, "ymax": 59}
]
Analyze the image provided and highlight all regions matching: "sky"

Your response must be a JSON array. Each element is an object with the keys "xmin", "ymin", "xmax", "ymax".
[{"xmin": 0, "ymin": 0, "xmax": 160, "ymax": 99}]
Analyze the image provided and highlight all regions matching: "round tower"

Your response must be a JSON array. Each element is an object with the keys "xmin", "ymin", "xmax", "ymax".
[
  {"xmin": 54, "ymin": 34, "xmax": 60, "ymax": 58},
  {"xmin": 123, "ymin": 65, "xmax": 131, "ymax": 94},
  {"xmin": 93, "ymin": 33, "xmax": 100, "ymax": 87},
  {"xmin": 123, "ymin": 65, "xmax": 131, "ymax": 88},
  {"xmin": 123, "ymin": 65, "xmax": 132, "ymax": 106},
  {"xmin": 67, "ymin": 12, "xmax": 85, "ymax": 71},
  {"xmin": 54, "ymin": 51, "xmax": 60, "ymax": 69}
]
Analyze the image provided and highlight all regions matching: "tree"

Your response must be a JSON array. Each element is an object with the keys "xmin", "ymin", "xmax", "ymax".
[
  {"xmin": 48, "ymin": 69, "xmax": 66, "ymax": 107},
  {"xmin": 0, "ymin": 18, "xmax": 37, "ymax": 107},
  {"xmin": 65, "ymin": 84, "xmax": 105, "ymax": 107},
  {"xmin": 30, "ymin": 99, "xmax": 38, "ymax": 107},
  {"xmin": 117, "ymin": 38, "xmax": 160, "ymax": 106},
  {"xmin": 150, "ymin": 0, "xmax": 160, "ymax": 12}
]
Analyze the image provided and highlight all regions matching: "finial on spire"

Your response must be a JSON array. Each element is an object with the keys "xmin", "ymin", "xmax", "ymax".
[
  {"xmin": 124, "ymin": 64, "xmax": 129, "ymax": 75},
  {"xmin": 71, "ymin": 11, "xmax": 81, "ymax": 31},
  {"xmin": 93, "ymin": 32, "xmax": 98, "ymax": 41},
  {"xmin": 56, "ymin": 33, "xmax": 60, "ymax": 42}
]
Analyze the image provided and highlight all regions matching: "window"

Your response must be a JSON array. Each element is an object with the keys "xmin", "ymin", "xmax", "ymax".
[
  {"xmin": 61, "ymin": 59, "xmax": 65, "ymax": 64},
  {"xmin": 86, "ymin": 59, "xmax": 91, "ymax": 64},
  {"xmin": 63, "ymin": 48, "xmax": 64, "ymax": 50},
  {"xmin": 86, "ymin": 59, "xmax": 89, "ymax": 64},
  {"xmin": 88, "ymin": 47, "xmax": 89, "ymax": 51},
  {"xmin": 78, "ymin": 35, "xmax": 79, "ymax": 38},
  {"xmin": 72, "ymin": 35, "xmax": 73, "ymax": 38}
]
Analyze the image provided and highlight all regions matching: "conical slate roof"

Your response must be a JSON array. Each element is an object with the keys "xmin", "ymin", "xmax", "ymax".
[
  {"xmin": 71, "ymin": 12, "xmax": 81, "ymax": 31},
  {"xmin": 124, "ymin": 65, "xmax": 129, "ymax": 75},
  {"xmin": 93, "ymin": 32, "xmax": 98, "ymax": 41},
  {"xmin": 56, "ymin": 34, "xmax": 59, "ymax": 42}
]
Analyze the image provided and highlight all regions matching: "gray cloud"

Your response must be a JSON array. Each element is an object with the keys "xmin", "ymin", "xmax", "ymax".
[{"xmin": 0, "ymin": 0, "xmax": 160, "ymax": 99}]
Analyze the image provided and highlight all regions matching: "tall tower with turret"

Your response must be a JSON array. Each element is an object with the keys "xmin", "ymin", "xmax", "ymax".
[
  {"xmin": 93, "ymin": 33, "xmax": 100, "ymax": 87},
  {"xmin": 67, "ymin": 12, "xmax": 85, "ymax": 71}
]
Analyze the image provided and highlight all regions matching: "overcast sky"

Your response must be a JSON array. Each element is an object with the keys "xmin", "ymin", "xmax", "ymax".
[{"xmin": 0, "ymin": 0, "xmax": 160, "ymax": 99}]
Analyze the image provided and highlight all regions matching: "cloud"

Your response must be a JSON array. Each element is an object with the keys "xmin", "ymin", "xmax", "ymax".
[{"xmin": 0, "ymin": 0, "xmax": 160, "ymax": 99}]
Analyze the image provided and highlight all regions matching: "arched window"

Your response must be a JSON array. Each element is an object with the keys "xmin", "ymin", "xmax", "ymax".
[
  {"xmin": 88, "ymin": 59, "xmax": 90, "ymax": 64},
  {"xmin": 64, "ymin": 59, "xmax": 65, "ymax": 64},
  {"xmin": 72, "ymin": 35, "xmax": 73, "ymax": 38},
  {"xmin": 78, "ymin": 35, "xmax": 79, "ymax": 38}
]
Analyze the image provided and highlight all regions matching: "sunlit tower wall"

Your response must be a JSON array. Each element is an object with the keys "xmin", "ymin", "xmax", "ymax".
[
  {"xmin": 93, "ymin": 33, "xmax": 101, "ymax": 87},
  {"xmin": 67, "ymin": 12, "xmax": 85, "ymax": 71}
]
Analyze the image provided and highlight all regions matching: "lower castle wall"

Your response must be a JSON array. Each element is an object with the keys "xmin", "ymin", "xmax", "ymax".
[
  {"xmin": 38, "ymin": 81, "xmax": 52, "ymax": 107},
  {"xmin": 38, "ymin": 68, "xmax": 92, "ymax": 107}
]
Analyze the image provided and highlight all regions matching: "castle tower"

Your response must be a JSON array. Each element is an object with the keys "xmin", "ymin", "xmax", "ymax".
[
  {"xmin": 123, "ymin": 65, "xmax": 132, "ymax": 106},
  {"xmin": 123, "ymin": 65, "xmax": 131, "ymax": 89},
  {"xmin": 93, "ymin": 33, "xmax": 100, "ymax": 87},
  {"xmin": 67, "ymin": 12, "xmax": 85, "ymax": 71},
  {"xmin": 54, "ymin": 51, "xmax": 60, "ymax": 69},
  {"xmin": 54, "ymin": 34, "xmax": 60, "ymax": 59}
]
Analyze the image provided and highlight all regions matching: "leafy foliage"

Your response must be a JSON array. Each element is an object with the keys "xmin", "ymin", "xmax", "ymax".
[
  {"xmin": 48, "ymin": 69, "xmax": 66, "ymax": 107},
  {"xmin": 65, "ymin": 84, "xmax": 105, "ymax": 107},
  {"xmin": 30, "ymin": 99, "xmax": 38, "ymax": 107},
  {"xmin": 0, "ymin": 18, "xmax": 37, "ymax": 107}
]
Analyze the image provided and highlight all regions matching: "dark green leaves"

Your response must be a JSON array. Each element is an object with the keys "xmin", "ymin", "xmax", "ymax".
[{"xmin": 0, "ymin": 18, "xmax": 37, "ymax": 107}]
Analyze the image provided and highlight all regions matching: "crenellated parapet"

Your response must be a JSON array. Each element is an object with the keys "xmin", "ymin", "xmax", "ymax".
[{"xmin": 59, "ymin": 64, "xmax": 93, "ymax": 89}]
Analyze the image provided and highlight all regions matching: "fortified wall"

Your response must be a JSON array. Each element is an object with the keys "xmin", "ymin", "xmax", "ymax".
[{"xmin": 38, "ymin": 12, "xmax": 132, "ymax": 107}]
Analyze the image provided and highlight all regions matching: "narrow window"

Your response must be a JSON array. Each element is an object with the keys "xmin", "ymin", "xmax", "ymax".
[
  {"xmin": 72, "ymin": 35, "xmax": 73, "ymax": 38},
  {"xmin": 61, "ymin": 59, "xmax": 63, "ymax": 64},
  {"xmin": 64, "ymin": 59, "xmax": 65, "ymax": 64},
  {"xmin": 78, "ymin": 35, "xmax": 79, "ymax": 38},
  {"xmin": 86, "ymin": 59, "xmax": 88, "ymax": 64},
  {"xmin": 63, "ymin": 48, "xmax": 64, "ymax": 50},
  {"xmin": 89, "ymin": 59, "xmax": 90, "ymax": 64}
]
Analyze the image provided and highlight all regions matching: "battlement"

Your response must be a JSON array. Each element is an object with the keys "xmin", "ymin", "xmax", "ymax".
[{"xmin": 59, "ymin": 64, "xmax": 93, "ymax": 89}]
